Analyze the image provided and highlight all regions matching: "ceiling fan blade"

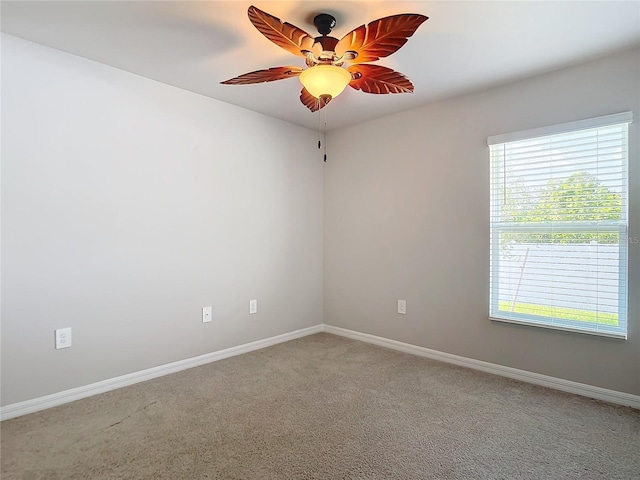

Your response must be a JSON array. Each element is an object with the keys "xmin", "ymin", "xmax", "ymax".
[
  {"xmin": 220, "ymin": 66, "xmax": 303, "ymax": 85},
  {"xmin": 300, "ymin": 88, "xmax": 331, "ymax": 112},
  {"xmin": 336, "ymin": 14, "xmax": 428, "ymax": 63},
  {"xmin": 348, "ymin": 64, "xmax": 414, "ymax": 94},
  {"xmin": 248, "ymin": 5, "xmax": 315, "ymax": 57}
]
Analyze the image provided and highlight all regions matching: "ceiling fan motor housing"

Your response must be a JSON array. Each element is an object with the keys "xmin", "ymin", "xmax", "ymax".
[{"xmin": 314, "ymin": 37, "xmax": 339, "ymax": 58}]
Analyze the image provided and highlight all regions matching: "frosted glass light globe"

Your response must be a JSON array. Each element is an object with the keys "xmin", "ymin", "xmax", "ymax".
[{"xmin": 299, "ymin": 65, "xmax": 352, "ymax": 99}]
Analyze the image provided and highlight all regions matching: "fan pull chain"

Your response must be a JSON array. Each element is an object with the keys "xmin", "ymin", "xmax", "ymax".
[
  {"xmin": 314, "ymin": 97, "xmax": 328, "ymax": 162},
  {"xmin": 317, "ymin": 97, "xmax": 322, "ymax": 157},
  {"xmin": 323, "ymin": 104, "xmax": 328, "ymax": 162}
]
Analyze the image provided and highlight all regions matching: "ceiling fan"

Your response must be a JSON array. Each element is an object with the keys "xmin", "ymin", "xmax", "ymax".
[{"xmin": 221, "ymin": 5, "xmax": 428, "ymax": 112}]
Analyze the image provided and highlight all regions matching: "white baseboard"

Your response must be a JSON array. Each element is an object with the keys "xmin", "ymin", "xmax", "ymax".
[
  {"xmin": 3, "ymin": 323, "xmax": 637, "ymax": 420},
  {"xmin": 323, "ymin": 325, "xmax": 640, "ymax": 409},
  {"xmin": 0, "ymin": 324, "xmax": 324, "ymax": 421}
]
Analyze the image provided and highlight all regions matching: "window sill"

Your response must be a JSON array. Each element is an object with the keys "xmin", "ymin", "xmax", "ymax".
[{"xmin": 489, "ymin": 316, "xmax": 627, "ymax": 340}]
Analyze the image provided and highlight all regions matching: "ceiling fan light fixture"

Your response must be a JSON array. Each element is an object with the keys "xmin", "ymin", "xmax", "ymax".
[{"xmin": 299, "ymin": 64, "xmax": 352, "ymax": 99}]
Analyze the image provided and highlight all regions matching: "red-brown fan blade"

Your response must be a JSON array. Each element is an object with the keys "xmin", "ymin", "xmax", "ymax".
[
  {"xmin": 221, "ymin": 66, "xmax": 303, "ymax": 85},
  {"xmin": 248, "ymin": 5, "xmax": 314, "ymax": 57},
  {"xmin": 348, "ymin": 64, "xmax": 414, "ymax": 94},
  {"xmin": 300, "ymin": 88, "xmax": 331, "ymax": 112},
  {"xmin": 336, "ymin": 14, "xmax": 428, "ymax": 63}
]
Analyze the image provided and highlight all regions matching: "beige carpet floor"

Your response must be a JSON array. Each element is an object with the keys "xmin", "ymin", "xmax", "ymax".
[{"xmin": 2, "ymin": 333, "xmax": 639, "ymax": 479}]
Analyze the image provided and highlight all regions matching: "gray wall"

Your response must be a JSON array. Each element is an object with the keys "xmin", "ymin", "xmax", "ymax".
[
  {"xmin": 1, "ymin": 35, "xmax": 323, "ymax": 406},
  {"xmin": 324, "ymin": 47, "xmax": 640, "ymax": 395}
]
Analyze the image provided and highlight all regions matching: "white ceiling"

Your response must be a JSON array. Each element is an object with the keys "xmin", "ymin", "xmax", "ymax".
[{"xmin": 3, "ymin": 1, "xmax": 639, "ymax": 131}]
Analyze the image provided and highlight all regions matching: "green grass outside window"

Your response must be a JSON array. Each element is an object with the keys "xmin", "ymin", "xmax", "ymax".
[{"xmin": 498, "ymin": 301, "xmax": 618, "ymax": 326}]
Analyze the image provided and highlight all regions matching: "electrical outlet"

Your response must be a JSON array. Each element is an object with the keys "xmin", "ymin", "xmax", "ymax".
[
  {"xmin": 55, "ymin": 327, "xmax": 72, "ymax": 349},
  {"xmin": 202, "ymin": 306, "xmax": 212, "ymax": 323},
  {"xmin": 398, "ymin": 300, "xmax": 407, "ymax": 315},
  {"xmin": 249, "ymin": 299, "xmax": 258, "ymax": 314}
]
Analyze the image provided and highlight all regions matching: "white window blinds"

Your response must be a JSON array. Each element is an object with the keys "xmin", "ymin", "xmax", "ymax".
[{"xmin": 489, "ymin": 112, "xmax": 631, "ymax": 338}]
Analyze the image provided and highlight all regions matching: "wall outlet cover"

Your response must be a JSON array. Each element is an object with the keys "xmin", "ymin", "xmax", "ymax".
[
  {"xmin": 249, "ymin": 299, "xmax": 258, "ymax": 314},
  {"xmin": 398, "ymin": 300, "xmax": 407, "ymax": 315},
  {"xmin": 202, "ymin": 306, "xmax": 212, "ymax": 323},
  {"xmin": 55, "ymin": 327, "xmax": 72, "ymax": 349}
]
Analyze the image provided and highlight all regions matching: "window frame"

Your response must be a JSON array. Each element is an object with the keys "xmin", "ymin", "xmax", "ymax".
[{"xmin": 488, "ymin": 112, "xmax": 632, "ymax": 339}]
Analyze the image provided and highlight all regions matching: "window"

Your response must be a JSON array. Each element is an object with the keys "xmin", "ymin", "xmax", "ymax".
[{"xmin": 489, "ymin": 112, "xmax": 631, "ymax": 338}]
